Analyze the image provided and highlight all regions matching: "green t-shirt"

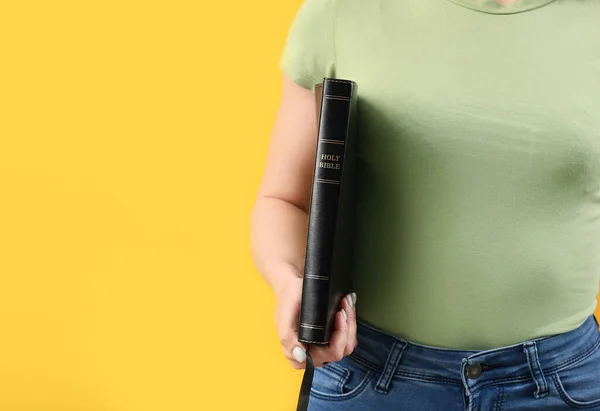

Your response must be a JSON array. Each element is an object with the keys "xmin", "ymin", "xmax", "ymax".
[{"xmin": 280, "ymin": 0, "xmax": 600, "ymax": 349}]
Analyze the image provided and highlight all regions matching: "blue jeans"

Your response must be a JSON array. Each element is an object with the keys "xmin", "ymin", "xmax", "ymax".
[{"xmin": 308, "ymin": 315, "xmax": 600, "ymax": 410}]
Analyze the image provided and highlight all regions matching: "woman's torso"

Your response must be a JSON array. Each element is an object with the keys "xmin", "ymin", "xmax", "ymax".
[{"xmin": 334, "ymin": 0, "xmax": 600, "ymax": 349}]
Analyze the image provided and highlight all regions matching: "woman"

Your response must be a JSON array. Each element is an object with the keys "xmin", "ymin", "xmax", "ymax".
[{"xmin": 250, "ymin": 0, "xmax": 600, "ymax": 409}]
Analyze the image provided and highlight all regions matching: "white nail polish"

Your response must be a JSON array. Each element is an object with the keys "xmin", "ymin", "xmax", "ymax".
[
  {"xmin": 293, "ymin": 346, "xmax": 306, "ymax": 363},
  {"xmin": 346, "ymin": 295, "xmax": 354, "ymax": 308},
  {"xmin": 351, "ymin": 293, "xmax": 357, "ymax": 305},
  {"xmin": 341, "ymin": 309, "xmax": 347, "ymax": 321}
]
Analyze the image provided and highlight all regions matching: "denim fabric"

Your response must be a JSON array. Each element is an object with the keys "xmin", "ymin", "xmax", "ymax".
[{"xmin": 308, "ymin": 315, "xmax": 600, "ymax": 410}]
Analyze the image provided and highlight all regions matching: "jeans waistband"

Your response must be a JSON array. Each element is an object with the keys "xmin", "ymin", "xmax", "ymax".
[{"xmin": 351, "ymin": 315, "xmax": 600, "ymax": 394}]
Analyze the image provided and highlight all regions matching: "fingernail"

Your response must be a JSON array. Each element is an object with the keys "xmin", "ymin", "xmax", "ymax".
[
  {"xmin": 341, "ymin": 309, "xmax": 347, "ymax": 321},
  {"xmin": 293, "ymin": 346, "xmax": 306, "ymax": 363},
  {"xmin": 346, "ymin": 294, "xmax": 354, "ymax": 308},
  {"xmin": 351, "ymin": 293, "xmax": 357, "ymax": 305}
]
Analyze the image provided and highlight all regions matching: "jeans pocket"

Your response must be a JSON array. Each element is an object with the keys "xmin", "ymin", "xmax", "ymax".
[
  {"xmin": 551, "ymin": 338, "xmax": 600, "ymax": 409},
  {"xmin": 310, "ymin": 355, "xmax": 374, "ymax": 401}
]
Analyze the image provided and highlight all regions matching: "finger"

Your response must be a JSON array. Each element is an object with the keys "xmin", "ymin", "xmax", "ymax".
[
  {"xmin": 280, "ymin": 330, "xmax": 307, "ymax": 367},
  {"xmin": 341, "ymin": 294, "xmax": 357, "ymax": 354},
  {"xmin": 311, "ymin": 309, "xmax": 349, "ymax": 366},
  {"xmin": 282, "ymin": 338, "xmax": 306, "ymax": 369},
  {"xmin": 288, "ymin": 358, "xmax": 306, "ymax": 370},
  {"xmin": 350, "ymin": 292, "xmax": 358, "ymax": 349},
  {"xmin": 275, "ymin": 283, "xmax": 307, "ymax": 368},
  {"xmin": 277, "ymin": 325, "xmax": 306, "ymax": 368}
]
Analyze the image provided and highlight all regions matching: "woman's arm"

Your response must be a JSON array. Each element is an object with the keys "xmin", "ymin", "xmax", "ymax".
[
  {"xmin": 250, "ymin": 76, "xmax": 357, "ymax": 369},
  {"xmin": 250, "ymin": 76, "xmax": 316, "ymax": 294}
]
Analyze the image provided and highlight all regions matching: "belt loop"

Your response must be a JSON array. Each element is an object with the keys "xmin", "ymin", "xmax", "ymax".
[
  {"xmin": 523, "ymin": 341, "xmax": 549, "ymax": 398},
  {"xmin": 375, "ymin": 340, "xmax": 406, "ymax": 394}
]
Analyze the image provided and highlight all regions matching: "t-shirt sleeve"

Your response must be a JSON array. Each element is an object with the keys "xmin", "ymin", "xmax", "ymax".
[{"xmin": 279, "ymin": 0, "xmax": 337, "ymax": 90}]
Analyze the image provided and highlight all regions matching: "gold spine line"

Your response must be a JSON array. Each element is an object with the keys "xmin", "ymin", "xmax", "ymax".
[
  {"xmin": 324, "ymin": 95, "xmax": 351, "ymax": 101},
  {"xmin": 305, "ymin": 275, "xmax": 330, "ymax": 281},
  {"xmin": 320, "ymin": 139, "xmax": 345, "ymax": 145},
  {"xmin": 300, "ymin": 323, "xmax": 325, "ymax": 330},
  {"xmin": 315, "ymin": 178, "xmax": 340, "ymax": 185}
]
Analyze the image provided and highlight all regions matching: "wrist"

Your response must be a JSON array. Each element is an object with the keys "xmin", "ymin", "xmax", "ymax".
[{"xmin": 270, "ymin": 262, "xmax": 303, "ymax": 298}]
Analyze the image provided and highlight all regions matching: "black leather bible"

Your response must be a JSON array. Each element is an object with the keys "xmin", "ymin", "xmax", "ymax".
[{"xmin": 296, "ymin": 78, "xmax": 358, "ymax": 411}]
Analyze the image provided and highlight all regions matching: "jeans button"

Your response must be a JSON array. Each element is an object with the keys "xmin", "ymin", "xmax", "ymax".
[{"xmin": 466, "ymin": 363, "xmax": 483, "ymax": 379}]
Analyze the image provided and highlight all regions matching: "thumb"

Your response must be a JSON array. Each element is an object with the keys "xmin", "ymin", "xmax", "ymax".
[{"xmin": 292, "ymin": 345, "xmax": 307, "ymax": 363}]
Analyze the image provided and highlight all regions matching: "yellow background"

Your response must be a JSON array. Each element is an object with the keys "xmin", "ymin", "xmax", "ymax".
[
  {"xmin": 0, "ymin": 1, "xmax": 598, "ymax": 410},
  {"xmin": 0, "ymin": 0, "xmax": 302, "ymax": 409}
]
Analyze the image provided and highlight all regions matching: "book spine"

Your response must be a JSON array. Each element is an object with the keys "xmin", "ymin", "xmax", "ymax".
[{"xmin": 298, "ymin": 79, "xmax": 354, "ymax": 345}]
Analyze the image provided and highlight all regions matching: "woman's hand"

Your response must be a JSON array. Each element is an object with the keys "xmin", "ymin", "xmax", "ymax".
[
  {"xmin": 274, "ymin": 267, "xmax": 358, "ymax": 370},
  {"xmin": 251, "ymin": 77, "xmax": 358, "ymax": 370}
]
